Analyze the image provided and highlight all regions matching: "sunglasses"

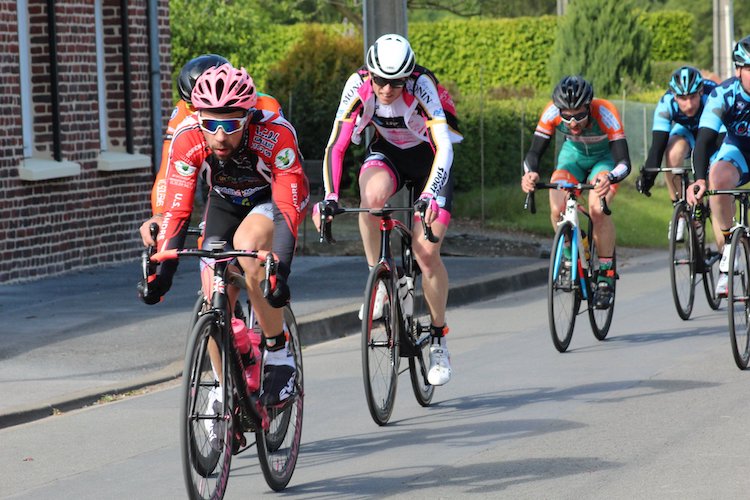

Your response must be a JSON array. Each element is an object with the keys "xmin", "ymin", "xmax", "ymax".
[
  {"xmin": 198, "ymin": 113, "xmax": 248, "ymax": 135},
  {"xmin": 371, "ymin": 74, "xmax": 407, "ymax": 88},
  {"xmin": 560, "ymin": 110, "xmax": 589, "ymax": 124}
]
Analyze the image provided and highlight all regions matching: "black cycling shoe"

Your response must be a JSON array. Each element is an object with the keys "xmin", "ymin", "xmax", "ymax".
[
  {"xmin": 593, "ymin": 281, "xmax": 614, "ymax": 309},
  {"xmin": 261, "ymin": 363, "xmax": 296, "ymax": 406}
]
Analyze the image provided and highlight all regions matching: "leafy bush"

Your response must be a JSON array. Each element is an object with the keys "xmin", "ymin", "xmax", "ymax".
[
  {"xmin": 550, "ymin": 0, "xmax": 652, "ymax": 95},
  {"xmin": 265, "ymin": 27, "xmax": 362, "ymax": 161}
]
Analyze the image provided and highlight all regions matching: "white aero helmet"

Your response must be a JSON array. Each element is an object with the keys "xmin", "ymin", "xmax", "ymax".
[{"xmin": 366, "ymin": 34, "xmax": 415, "ymax": 79}]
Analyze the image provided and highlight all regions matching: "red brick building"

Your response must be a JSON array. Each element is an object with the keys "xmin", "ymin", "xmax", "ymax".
[{"xmin": 1, "ymin": 0, "xmax": 171, "ymax": 283}]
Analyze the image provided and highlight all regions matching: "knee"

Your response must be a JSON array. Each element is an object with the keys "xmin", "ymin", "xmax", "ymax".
[{"xmin": 414, "ymin": 245, "xmax": 441, "ymax": 275}]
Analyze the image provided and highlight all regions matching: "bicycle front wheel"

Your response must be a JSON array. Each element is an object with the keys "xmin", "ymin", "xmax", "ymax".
[
  {"xmin": 407, "ymin": 284, "xmax": 434, "ymax": 406},
  {"xmin": 669, "ymin": 203, "xmax": 696, "ymax": 320},
  {"xmin": 256, "ymin": 306, "xmax": 304, "ymax": 491},
  {"xmin": 180, "ymin": 314, "xmax": 234, "ymax": 500},
  {"xmin": 548, "ymin": 222, "xmax": 580, "ymax": 352},
  {"xmin": 362, "ymin": 263, "xmax": 399, "ymax": 425},
  {"xmin": 728, "ymin": 231, "xmax": 750, "ymax": 370}
]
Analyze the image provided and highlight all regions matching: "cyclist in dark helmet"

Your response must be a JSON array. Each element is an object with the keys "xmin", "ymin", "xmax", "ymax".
[
  {"xmin": 635, "ymin": 66, "xmax": 720, "ymax": 242},
  {"xmin": 521, "ymin": 75, "xmax": 632, "ymax": 309},
  {"xmin": 688, "ymin": 35, "xmax": 750, "ymax": 298}
]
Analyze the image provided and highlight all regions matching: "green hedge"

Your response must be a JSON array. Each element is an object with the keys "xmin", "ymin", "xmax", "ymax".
[
  {"xmin": 451, "ymin": 96, "xmax": 553, "ymax": 191},
  {"xmin": 640, "ymin": 10, "xmax": 694, "ymax": 62}
]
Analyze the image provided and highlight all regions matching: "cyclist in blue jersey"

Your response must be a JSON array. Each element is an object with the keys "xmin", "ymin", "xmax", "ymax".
[
  {"xmin": 636, "ymin": 66, "xmax": 720, "ymax": 241},
  {"xmin": 687, "ymin": 35, "xmax": 750, "ymax": 297}
]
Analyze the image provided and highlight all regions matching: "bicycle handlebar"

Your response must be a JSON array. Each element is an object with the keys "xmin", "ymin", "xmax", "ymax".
[
  {"xmin": 523, "ymin": 181, "xmax": 611, "ymax": 216},
  {"xmin": 318, "ymin": 202, "xmax": 439, "ymax": 244},
  {"xmin": 150, "ymin": 247, "xmax": 279, "ymax": 299}
]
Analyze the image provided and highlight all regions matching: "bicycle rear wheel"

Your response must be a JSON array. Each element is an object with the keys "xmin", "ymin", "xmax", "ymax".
[
  {"xmin": 728, "ymin": 231, "xmax": 750, "ymax": 370},
  {"xmin": 407, "ymin": 282, "xmax": 434, "ymax": 406},
  {"xmin": 700, "ymin": 214, "xmax": 722, "ymax": 310},
  {"xmin": 588, "ymin": 247, "xmax": 616, "ymax": 341},
  {"xmin": 362, "ymin": 263, "xmax": 399, "ymax": 425},
  {"xmin": 669, "ymin": 203, "xmax": 696, "ymax": 320},
  {"xmin": 256, "ymin": 306, "xmax": 304, "ymax": 491},
  {"xmin": 548, "ymin": 222, "xmax": 581, "ymax": 352},
  {"xmin": 181, "ymin": 314, "xmax": 234, "ymax": 500}
]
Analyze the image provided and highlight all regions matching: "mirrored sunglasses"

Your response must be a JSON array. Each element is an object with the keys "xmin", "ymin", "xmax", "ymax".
[
  {"xmin": 371, "ymin": 74, "xmax": 407, "ymax": 88},
  {"xmin": 199, "ymin": 114, "xmax": 248, "ymax": 135},
  {"xmin": 560, "ymin": 110, "xmax": 589, "ymax": 125}
]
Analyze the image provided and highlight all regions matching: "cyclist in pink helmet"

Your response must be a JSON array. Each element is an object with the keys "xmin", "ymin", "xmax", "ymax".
[
  {"xmin": 191, "ymin": 63, "xmax": 258, "ymax": 111},
  {"xmin": 139, "ymin": 62, "xmax": 309, "ymax": 412}
]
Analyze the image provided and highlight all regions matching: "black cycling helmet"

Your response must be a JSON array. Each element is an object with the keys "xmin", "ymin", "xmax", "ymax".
[
  {"xmin": 177, "ymin": 54, "xmax": 230, "ymax": 103},
  {"xmin": 552, "ymin": 75, "xmax": 594, "ymax": 110},
  {"xmin": 669, "ymin": 66, "xmax": 704, "ymax": 95},
  {"xmin": 734, "ymin": 35, "xmax": 750, "ymax": 67}
]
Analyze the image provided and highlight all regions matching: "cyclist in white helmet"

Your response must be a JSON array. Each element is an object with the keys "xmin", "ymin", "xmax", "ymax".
[{"xmin": 314, "ymin": 34, "xmax": 462, "ymax": 386}]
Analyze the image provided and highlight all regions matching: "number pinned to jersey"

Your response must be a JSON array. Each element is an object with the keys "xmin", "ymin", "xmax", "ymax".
[
  {"xmin": 274, "ymin": 147, "xmax": 296, "ymax": 170},
  {"xmin": 175, "ymin": 160, "xmax": 197, "ymax": 177}
]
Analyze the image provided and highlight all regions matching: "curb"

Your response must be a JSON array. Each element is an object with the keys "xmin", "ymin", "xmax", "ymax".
[{"xmin": 0, "ymin": 260, "xmax": 548, "ymax": 429}]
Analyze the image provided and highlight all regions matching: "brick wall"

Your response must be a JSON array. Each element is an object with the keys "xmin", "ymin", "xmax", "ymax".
[{"xmin": 0, "ymin": 0, "xmax": 172, "ymax": 283}]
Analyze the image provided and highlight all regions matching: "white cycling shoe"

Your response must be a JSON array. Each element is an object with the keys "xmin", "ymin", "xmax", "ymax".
[
  {"xmin": 358, "ymin": 280, "xmax": 387, "ymax": 321},
  {"xmin": 427, "ymin": 343, "xmax": 452, "ymax": 386}
]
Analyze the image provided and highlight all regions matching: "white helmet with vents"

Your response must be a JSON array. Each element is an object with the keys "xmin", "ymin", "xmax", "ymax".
[{"xmin": 366, "ymin": 34, "xmax": 415, "ymax": 79}]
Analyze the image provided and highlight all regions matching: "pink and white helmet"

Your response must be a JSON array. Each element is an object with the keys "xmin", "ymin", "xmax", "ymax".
[{"xmin": 191, "ymin": 63, "xmax": 257, "ymax": 111}]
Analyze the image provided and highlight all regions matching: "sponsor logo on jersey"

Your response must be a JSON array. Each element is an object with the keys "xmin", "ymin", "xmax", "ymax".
[
  {"xmin": 599, "ymin": 106, "xmax": 621, "ymax": 131},
  {"xmin": 414, "ymin": 81, "xmax": 434, "ymax": 105},
  {"xmin": 274, "ymin": 147, "xmax": 296, "ymax": 170},
  {"xmin": 174, "ymin": 160, "xmax": 196, "ymax": 177},
  {"xmin": 252, "ymin": 128, "xmax": 280, "ymax": 158},
  {"xmin": 542, "ymin": 105, "xmax": 559, "ymax": 123}
]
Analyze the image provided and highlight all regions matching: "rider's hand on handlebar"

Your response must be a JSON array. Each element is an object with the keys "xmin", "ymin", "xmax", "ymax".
[
  {"xmin": 414, "ymin": 194, "xmax": 439, "ymax": 226},
  {"xmin": 635, "ymin": 168, "xmax": 655, "ymax": 197},
  {"xmin": 521, "ymin": 171, "xmax": 540, "ymax": 193},
  {"xmin": 593, "ymin": 172, "xmax": 612, "ymax": 199},
  {"xmin": 312, "ymin": 198, "xmax": 338, "ymax": 232},
  {"xmin": 139, "ymin": 216, "xmax": 162, "ymax": 246},
  {"xmin": 687, "ymin": 179, "xmax": 706, "ymax": 206}
]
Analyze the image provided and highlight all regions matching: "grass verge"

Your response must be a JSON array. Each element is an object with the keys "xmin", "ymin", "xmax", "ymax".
[{"xmin": 454, "ymin": 178, "xmax": 676, "ymax": 249}]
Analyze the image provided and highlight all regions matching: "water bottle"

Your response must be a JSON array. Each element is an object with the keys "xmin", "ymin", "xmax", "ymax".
[
  {"xmin": 231, "ymin": 318, "xmax": 260, "ymax": 393},
  {"xmin": 398, "ymin": 275, "xmax": 414, "ymax": 317}
]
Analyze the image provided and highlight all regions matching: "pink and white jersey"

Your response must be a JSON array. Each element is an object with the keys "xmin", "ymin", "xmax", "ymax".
[{"xmin": 322, "ymin": 68, "xmax": 462, "ymax": 200}]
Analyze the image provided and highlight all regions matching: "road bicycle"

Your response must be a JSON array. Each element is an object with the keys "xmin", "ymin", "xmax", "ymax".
[
  {"xmin": 319, "ymin": 188, "xmax": 439, "ymax": 426},
  {"xmin": 525, "ymin": 181, "xmax": 616, "ymax": 353},
  {"xmin": 641, "ymin": 167, "xmax": 722, "ymax": 319},
  {"xmin": 709, "ymin": 188, "xmax": 750, "ymax": 370},
  {"xmin": 143, "ymin": 231, "xmax": 303, "ymax": 495}
]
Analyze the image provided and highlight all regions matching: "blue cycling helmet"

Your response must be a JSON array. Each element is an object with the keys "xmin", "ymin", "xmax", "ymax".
[
  {"xmin": 733, "ymin": 35, "xmax": 750, "ymax": 67},
  {"xmin": 669, "ymin": 66, "xmax": 703, "ymax": 95}
]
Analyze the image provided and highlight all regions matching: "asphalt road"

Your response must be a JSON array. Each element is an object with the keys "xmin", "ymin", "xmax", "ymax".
[{"xmin": 3, "ymin": 249, "xmax": 749, "ymax": 499}]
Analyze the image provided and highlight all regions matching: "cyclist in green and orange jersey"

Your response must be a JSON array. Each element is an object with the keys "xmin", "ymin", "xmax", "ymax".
[{"xmin": 521, "ymin": 75, "xmax": 632, "ymax": 309}]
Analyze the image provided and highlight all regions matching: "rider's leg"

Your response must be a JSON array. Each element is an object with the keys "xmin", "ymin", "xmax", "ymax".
[
  {"xmin": 413, "ymin": 219, "xmax": 449, "ymax": 327},
  {"xmin": 233, "ymin": 212, "xmax": 282, "ymax": 340},
  {"xmin": 708, "ymin": 160, "xmax": 740, "ymax": 252},
  {"xmin": 358, "ymin": 162, "xmax": 397, "ymax": 266},
  {"xmin": 664, "ymin": 135, "xmax": 691, "ymax": 203}
]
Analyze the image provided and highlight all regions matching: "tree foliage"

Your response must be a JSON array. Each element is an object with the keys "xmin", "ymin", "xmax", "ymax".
[
  {"xmin": 265, "ymin": 27, "xmax": 362, "ymax": 160},
  {"xmin": 549, "ymin": 0, "xmax": 651, "ymax": 96}
]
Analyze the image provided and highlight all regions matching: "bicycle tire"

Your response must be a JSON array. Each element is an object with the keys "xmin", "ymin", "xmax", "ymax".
[
  {"xmin": 548, "ymin": 222, "xmax": 580, "ymax": 352},
  {"xmin": 700, "ymin": 215, "xmax": 722, "ymax": 310},
  {"xmin": 407, "ymin": 284, "xmax": 434, "ymax": 407},
  {"xmin": 361, "ymin": 263, "xmax": 399, "ymax": 425},
  {"xmin": 727, "ymin": 230, "xmax": 750, "ymax": 370},
  {"xmin": 256, "ymin": 305, "xmax": 304, "ymax": 491},
  {"xmin": 669, "ymin": 203, "xmax": 696, "ymax": 320},
  {"xmin": 588, "ymin": 245, "xmax": 616, "ymax": 341},
  {"xmin": 180, "ymin": 314, "xmax": 234, "ymax": 500}
]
